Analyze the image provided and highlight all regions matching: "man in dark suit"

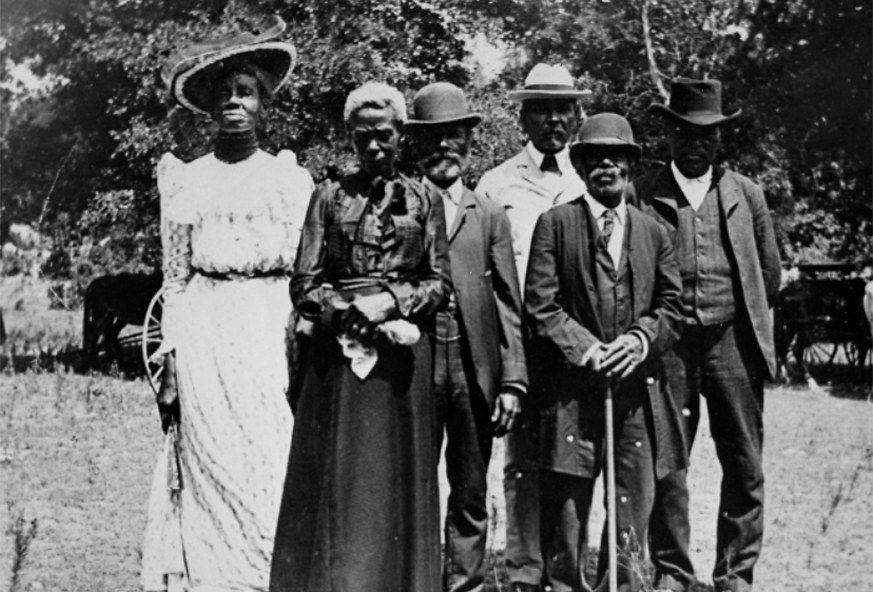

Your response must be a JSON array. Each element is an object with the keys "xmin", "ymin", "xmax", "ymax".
[
  {"xmin": 407, "ymin": 82, "xmax": 529, "ymax": 592},
  {"xmin": 525, "ymin": 113, "xmax": 685, "ymax": 592},
  {"xmin": 635, "ymin": 79, "xmax": 781, "ymax": 592}
]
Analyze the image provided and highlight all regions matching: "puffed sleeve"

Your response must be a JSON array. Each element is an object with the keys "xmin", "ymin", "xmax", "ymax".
[
  {"xmin": 275, "ymin": 150, "xmax": 315, "ymax": 265},
  {"xmin": 157, "ymin": 153, "xmax": 193, "ymax": 354}
]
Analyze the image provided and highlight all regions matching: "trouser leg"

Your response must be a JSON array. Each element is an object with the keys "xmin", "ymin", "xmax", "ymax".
[
  {"xmin": 539, "ymin": 470, "xmax": 595, "ymax": 592},
  {"xmin": 650, "ymin": 345, "xmax": 700, "ymax": 591},
  {"xmin": 504, "ymin": 402, "xmax": 543, "ymax": 586},
  {"xmin": 702, "ymin": 320, "xmax": 765, "ymax": 592},
  {"xmin": 441, "ymin": 331, "xmax": 494, "ymax": 592}
]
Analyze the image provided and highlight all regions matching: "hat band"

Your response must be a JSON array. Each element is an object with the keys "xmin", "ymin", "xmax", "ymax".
[{"xmin": 524, "ymin": 84, "xmax": 577, "ymax": 91}]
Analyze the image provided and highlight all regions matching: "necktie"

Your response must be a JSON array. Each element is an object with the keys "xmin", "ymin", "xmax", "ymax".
[
  {"xmin": 540, "ymin": 153, "xmax": 559, "ymax": 173},
  {"xmin": 601, "ymin": 209, "xmax": 616, "ymax": 249}
]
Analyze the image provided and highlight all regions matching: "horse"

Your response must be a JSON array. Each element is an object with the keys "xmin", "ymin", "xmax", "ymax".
[{"xmin": 83, "ymin": 272, "xmax": 162, "ymax": 368}]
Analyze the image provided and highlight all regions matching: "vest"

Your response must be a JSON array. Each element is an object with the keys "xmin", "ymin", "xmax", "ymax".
[
  {"xmin": 595, "ymin": 223, "xmax": 633, "ymax": 344},
  {"xmin": 676, "ymin": 188, "xmax": 739, "ymax": 325}
]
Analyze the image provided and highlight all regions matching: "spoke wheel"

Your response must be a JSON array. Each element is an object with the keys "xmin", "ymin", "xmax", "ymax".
[
  {"xmin": 803, "ymin": 341, "xmax": 837, "ymax": 376},
  {"xmin": 142, "ymin": 287, "xmax": 165, "ymax": 395}
]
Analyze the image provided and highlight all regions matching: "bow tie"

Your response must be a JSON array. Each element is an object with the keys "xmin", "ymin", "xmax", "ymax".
[{"xmin": 540, "ymin": 154, "xmax": 560, "ymax": 173}]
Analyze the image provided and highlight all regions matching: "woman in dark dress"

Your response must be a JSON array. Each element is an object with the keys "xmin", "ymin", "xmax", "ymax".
[{"xmin": 270, "ymin": 82, "xmax": 452, "ymax": 592}]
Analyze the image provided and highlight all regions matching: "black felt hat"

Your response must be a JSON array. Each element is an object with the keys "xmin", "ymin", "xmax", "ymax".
[{"xmin": 650, "ymin": 78, "xmax": 742, "ymax": 127}]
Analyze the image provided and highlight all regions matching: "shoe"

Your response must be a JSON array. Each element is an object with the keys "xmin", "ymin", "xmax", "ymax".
[{"xmin": 511, "ymin": 584, "xmax": 541, "ymax": 592}]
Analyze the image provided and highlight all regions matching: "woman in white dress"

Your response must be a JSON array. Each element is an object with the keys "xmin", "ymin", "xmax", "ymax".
[{"xmin": 141, "ymin": 17, "xmax": 313, "ymax": 592}]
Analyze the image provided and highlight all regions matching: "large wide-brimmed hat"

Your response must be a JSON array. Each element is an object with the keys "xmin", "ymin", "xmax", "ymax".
[
  {"xmin": 569, "ymin": 113, "xmax": 642, "ymax": 162},
  {"xmin": 405, "ymin": 82, "xmax": 482, "ymax": 129},
  {"xmin": 163, "ymin": 15, "xmax": 297, "ymax": 115},
  {"xmin": 508, "ymin": 63, "xmax": 591, "ymax": 103},
  {"xmin": 650, "ymin": 78, "xmax": 742, "ymax": 127}
]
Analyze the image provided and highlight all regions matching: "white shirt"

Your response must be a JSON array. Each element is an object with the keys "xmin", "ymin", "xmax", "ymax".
[
  {"xmin": 526, "ymin": 142, "xmax": 571, "ymax": 196},
  {"xmin": 671, "ymin": 161, "xmax": 713, "ymax": 211},
  {"xmin": 424, "ymin": 176, "xmax": 464, "ymax": 232},
  {"xmin": 583, "ymin": 193, "xmax": 627, "ymax": 268}
]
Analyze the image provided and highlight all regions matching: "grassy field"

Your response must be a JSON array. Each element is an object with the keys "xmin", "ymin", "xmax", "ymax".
[{"xmin": 2, "ymin": 274, "xmax": 872, "ymax": 591}]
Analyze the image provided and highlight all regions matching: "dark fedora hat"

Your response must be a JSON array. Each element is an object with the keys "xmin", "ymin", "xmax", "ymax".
[
  {"xmin": 569, "ymin": 113, "xmax": 642, "ymax": 161},
  {"xmin": 163, "ymin": 15, "xmax": 297, "ymax": 115},
  {"xmin": 650, "ymin": 78, "xmax": 742, "ymax": 127},
  {"xmin": 405, "ymin": 82, "xmax": 482, "ymax": 129}
]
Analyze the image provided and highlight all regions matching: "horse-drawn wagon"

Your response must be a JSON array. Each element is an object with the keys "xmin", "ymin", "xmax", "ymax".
[{"xmin": 774, "ymin": 263, "xmax": 872, "ymax": 383}]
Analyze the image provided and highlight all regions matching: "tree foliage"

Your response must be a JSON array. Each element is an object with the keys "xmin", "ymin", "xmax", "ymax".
[{"xmin": 1, "ymin": 0, "xmax": 869, "ymax": 275}]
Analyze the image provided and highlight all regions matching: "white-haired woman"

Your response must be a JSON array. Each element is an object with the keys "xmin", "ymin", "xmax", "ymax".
[
  {"xmin": 141, "ymin": 17, "xmax": 313, "ymax": 592},
  {"xmin": 269, "ymin": 82, "xmax": 451, "ymax": 592}
]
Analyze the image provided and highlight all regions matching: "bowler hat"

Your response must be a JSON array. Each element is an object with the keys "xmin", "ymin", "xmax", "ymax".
[
  {"xmin": 569, "ymin": 113, "xmax": 642, "ymax": 161},
  {"xmin": 405, "ymin": 82, "xmax": 482, "ymax": 129},
  {"xmin": 650, "ymin": 78, "xmax": 741, "ymax": 127},
  {"xmin": 508, "ymin": 63, "xmax": 591, "ymax": 103},
  {"xmin": 163, "ymin": 15, "xmax": 297, "ymax": 115}
]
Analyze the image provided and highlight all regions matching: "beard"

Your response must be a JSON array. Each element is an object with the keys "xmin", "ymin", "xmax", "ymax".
[{"xmin": 421, "ymin": 151, "xmax": 467, "ymax": 185}]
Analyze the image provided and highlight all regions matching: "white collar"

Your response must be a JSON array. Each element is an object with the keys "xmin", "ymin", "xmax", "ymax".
[
  {"xmin": 584, "ymin": 193, "xmax": 627, "ymax": 227},
  {"xmin": 424, "ymin": 176, "xmax": 464, "ymax": 203},
  {"xmin": 670, "ymin": 161, "xmax": 713, "ymax": 186},
  {"xmin": 525, "ymin": 142, "xmax": 570, "ymax": 174}
]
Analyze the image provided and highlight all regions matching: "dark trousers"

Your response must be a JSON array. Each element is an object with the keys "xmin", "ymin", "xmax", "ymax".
[
  {"xmin": 651, "ymin": 319, "xmax": 765, "ymax": 592},
  {"xmin": 540, "ymin": 399, "xmax": 655, "ymax": 592},
  {"xmin": 504, "ymin": 400, "xmax": 542, "ymax": 585},
  {"xmin": 434, "ymin": 312, "xmax": 494, "ymax": 592}
]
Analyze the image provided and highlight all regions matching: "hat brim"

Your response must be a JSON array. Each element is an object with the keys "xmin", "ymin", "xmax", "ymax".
[
  {"xmin": 404, "ymin": 113, "xmax": 483, "ymax": 129},
  {"xmin": 508, "ymin": 89, "xmax": 591, "ymax": 103},
  {"xmin": 650, "ymin": 104, "xmax": 742, "ymax": 127},
  {"xmin": 173, "ymin": 42, "xmax": 297, "ymax": 115},
  {"xmin": 570, "ymin": 139, "xmax": 642, "ymax": 161}
]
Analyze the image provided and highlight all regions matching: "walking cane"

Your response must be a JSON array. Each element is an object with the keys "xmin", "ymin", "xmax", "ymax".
[{"xmin": 594, "ymin": 385, "xmax": 619, "ymax": 592}]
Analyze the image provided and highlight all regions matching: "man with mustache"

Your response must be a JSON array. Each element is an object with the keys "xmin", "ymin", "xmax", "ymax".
[
  {"xmin": 475, "ymin": 64, "xmax": 588, "ymax": 592},
  {"xmin": 407, "ymin": 82, "xmax": 528, "ymax": 592},
  {"xmin": 525, "ymin": 113, "xmax": 684, "ymax": 592},
  {"xmin": 634, "ymin": 79, "xmax": 780, "ymax": 592}
]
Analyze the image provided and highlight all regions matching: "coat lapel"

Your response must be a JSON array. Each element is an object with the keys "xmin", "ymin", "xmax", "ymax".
[
  {"xmin": 577, "ymin": 200, "xmax": 604, "ymax": 338},
  {"xmin": 449, "ymin": 187, "xmax": 476, "ymax": 243}
]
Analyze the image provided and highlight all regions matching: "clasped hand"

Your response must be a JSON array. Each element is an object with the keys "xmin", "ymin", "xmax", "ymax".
[
  {"xmin": 337, "ymin": 292, "xmax": 397, "ymax": 342},
  {"xmin": 586, "ymin": 333, "xmax": 645, "ymax": 383}
]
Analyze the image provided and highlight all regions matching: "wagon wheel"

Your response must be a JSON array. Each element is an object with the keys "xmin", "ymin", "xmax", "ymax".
[
  {"xmin": 802, "ymin": 341, "xmax": 837, "ymax": 375},
  {"xmin": 142, "ymin": 287, "xmax": 165, "ymax": 395},
  {"xmin": 845, "ymin": 340, "xmax": 873, "ymax": 369}
]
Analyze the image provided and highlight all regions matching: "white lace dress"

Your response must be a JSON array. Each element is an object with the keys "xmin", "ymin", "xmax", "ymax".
[{"xmin": 141, "ymin": 149, "xmax": 313, "ymax": 592}]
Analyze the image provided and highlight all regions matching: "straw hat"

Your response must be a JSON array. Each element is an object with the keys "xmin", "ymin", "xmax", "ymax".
[
  {"xmin": 405, "ymin": 83, "xmax": 482, "ymax": 129},
  {"xmin": 650, "ymin": 78, "xmax": 742, "ymax": 127},
  {"xmin": 508, "ymin": 63, "xmax": 591, "ymax": 103},
  {"xmin": 163, "ymin": 15, "xmax": 297, "ymax": 115}
]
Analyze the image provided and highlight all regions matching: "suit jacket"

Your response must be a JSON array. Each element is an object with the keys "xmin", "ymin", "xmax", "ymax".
[
  {"xmin": 633, "ymin": 165, "xmax": 781, "ymax": 379},
  {"xmin": 475, "ymin": 147, "xmax": 586, "ymax": 280},
  {"xmin": 524, "ymin": 198, "xmax": 686, "ymax": 479},
  {"xmin": 448, "ymin": 186, "xmax": 528, "ymax": 408}
]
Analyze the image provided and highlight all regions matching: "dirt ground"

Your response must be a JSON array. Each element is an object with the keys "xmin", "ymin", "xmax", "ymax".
[{"xmin": 1, "ymin": 366, "xmax": 871, "ymax": 591}]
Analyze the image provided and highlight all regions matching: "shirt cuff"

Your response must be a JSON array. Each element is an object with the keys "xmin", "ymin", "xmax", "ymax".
[
  {"xmin": 500, "ymin": 382, "xmax": 527, "ymax": 397},
  {"xmin": 580, "ymin": 342, "xmax": 603, "ymax": 367},
  {"xmin": 628, "ymin": 329, "xmax": 649, "ymax": 361}
]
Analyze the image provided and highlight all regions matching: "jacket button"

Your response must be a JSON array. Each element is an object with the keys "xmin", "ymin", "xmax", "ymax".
[
  {"xmin": 646, "ymin": 376, "xmax": 655, "ymax": 385},
  {"xmin": 566, "ymin": 435, "xmax": 574, "ymax": 443}
]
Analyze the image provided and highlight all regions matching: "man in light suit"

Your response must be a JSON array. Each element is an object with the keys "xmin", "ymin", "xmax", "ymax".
[
  {"xmin": 634, "ymin": 79, "xmax": 781, "ymax": 592},
  {"xmin": 474, "ymin": 63, "xmax": 589, "ymax": 592},
  {"xmin": 525, "ymin": 113, "xmax": 684, "ymax": 592},
  {"xmin": 407, "ymin": 82, "xmax": 529, "ymax": 592}
]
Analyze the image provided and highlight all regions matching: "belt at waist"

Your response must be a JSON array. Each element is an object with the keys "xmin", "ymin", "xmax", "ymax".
[{"xmin": 195, "ymin": 268, "xmax": 288, "ymax": 281}]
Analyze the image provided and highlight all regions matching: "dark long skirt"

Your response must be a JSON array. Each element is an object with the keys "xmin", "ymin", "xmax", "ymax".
[{"xmin": 270, "ymin": 325, "xmax": 441, "ymax": 592}]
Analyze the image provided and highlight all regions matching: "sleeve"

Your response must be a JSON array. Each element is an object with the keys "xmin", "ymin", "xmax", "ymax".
[
  {"xmin": 488, "ymin": 202, "xmax": 528, "ymax": 390},
  {"xmin": 275, "ymin": 150, "xmax": 316, "ymax": 265},
  {"xmin": 382, "ymin": 183, "xmax": 452, "ymax": 322},
  {"xmin": 290, "ymin": 182, "xmax": 346, "ymax": 324},
  {"xmin": 628, "ymin": 222, "xmax": 684, "ymax": 359},
  {"xmin": 156, "ymin": 153, "xmax": 193, "ymax": 354},
  {"xmin": 748, "ymin": 181, "xmax": 782, "ymax": 306},
  {"xmin": 524, "ymin": 211, "xmax": 601, "ymax": 366}
]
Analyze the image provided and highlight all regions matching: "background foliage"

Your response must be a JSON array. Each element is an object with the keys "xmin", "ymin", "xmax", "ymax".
[{"xmin": 1, "ymin": 0, "xmax": 870, "ymax": 282}]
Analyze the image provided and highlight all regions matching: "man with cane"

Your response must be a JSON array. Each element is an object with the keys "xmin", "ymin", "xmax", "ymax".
[{"xmin": 524, "ymin": 113, "xmax": 685, "ymax": 591}]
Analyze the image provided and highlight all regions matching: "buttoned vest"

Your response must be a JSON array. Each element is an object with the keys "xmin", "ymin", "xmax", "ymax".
[
  {"xmin": 595, "ymin": 222, "xmax": 633, "ymax": 344},
  {"xmin": 676, "ymin": 189, "xmax": 740, "ymax": 325}
]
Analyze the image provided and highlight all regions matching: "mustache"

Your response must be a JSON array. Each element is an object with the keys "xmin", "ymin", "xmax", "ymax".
[{"xmin": 422, "ymin": 151, "xmax": 464, "ymax": 167}]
